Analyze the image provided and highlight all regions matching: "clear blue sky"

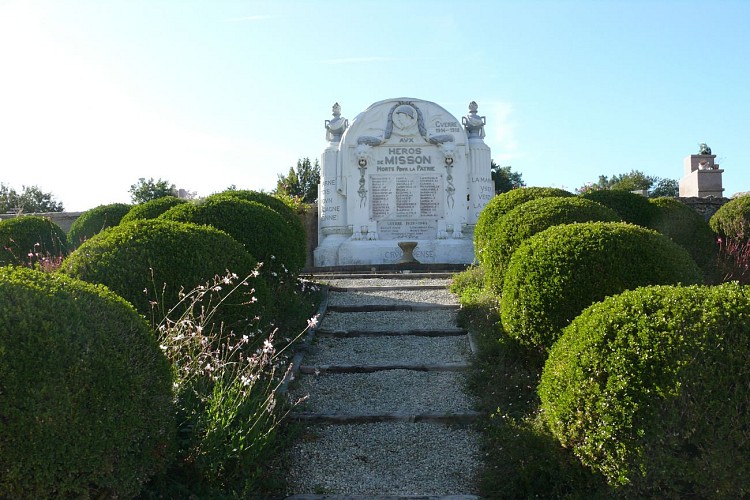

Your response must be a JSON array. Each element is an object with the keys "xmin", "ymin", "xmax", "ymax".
[{"xmin": 1, "ymin": 0, "xmax": 748, "ymax": 211}]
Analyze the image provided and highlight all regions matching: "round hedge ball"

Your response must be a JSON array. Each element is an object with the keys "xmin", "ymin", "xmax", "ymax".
[
  {"xmin": 647, "ymin": 196, "xmax": 717, "ymax": 268},
  {"xmin": 0, "ymin": 215, "xmax": 68, "ymax": 266},
  {"xmin": 60, "ymin": 219, "xmax": 270, "ymax": 330},
  {"xmin": 474, "ymin": 187, "xmax": 573, "ymax": 267},
  {"xmin": 539, "ymin": 283, "xmax": 750, "ymax": 497},
  {"xmin": 709, "ymin": 194, "xmax": 750, "ymax": 242},
  {"xmin": 482, "ymin": 197, "xmax": 621, "ymax": 292},
  {"xmin": 67, "ymin": 202, "xmax": 132, "ymax": 248},
  {"xmin": 580, "ymin": 190, "xmax": 657, "ymax": 227},
  {"xmin": 160, "ymin": 196, "xmax": 305, "ymax": 275},
  {"xmin": 0, "ymin": 267, "xmax": 174, "ymax": 498},
  {"xmin": 120, "ymin": 196, "xmax": 188, "ymax": 224},
  {"xmin": 500, "ymin": 222, "xmax": 703, "ymax": 350}
]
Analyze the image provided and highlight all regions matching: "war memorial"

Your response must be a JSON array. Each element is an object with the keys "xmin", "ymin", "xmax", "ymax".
[{"xmin": 314, "ymin": 98, "xmax": 494, "ymax": 267}]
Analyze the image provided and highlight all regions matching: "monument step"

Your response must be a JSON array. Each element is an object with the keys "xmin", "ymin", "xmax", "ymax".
[
  {"xmin": 299, "ymin": 362, "xmax": 471, "ymax": 374},
  {"xmin": 329, "ymin": 284, "xmax": 448, "ymax": 292},
  {"xmin": 284, "ymin": 420, "xmax": 481, "ymax": 496},
  {"xmin": 319, "ymin": 310, "xmax": 458, "ymax": 332},
  {"xmin": 289, "ymin": 370, "xmax": 474, "ymax": 416},
  {"xmin": 303, "ymin": 334, "xmax": 470, "ymax": 367},
  {"xmin": 327, "ymin": 304, "xmax": 459, "ymax": 313},
  {"xmin": 287, "ymin": 494, "xmax": 480, "ymax": 500},
  {"xmin": 315, "ymin": 327, "xmax": 467, "ymax": 337},
  {"xmin": 328, "ymin": 288, "xmax": 457, "ymax": 308},
  {"xmin": 290, "ymin": 410, "xmax": 482, "ymax": 424}
]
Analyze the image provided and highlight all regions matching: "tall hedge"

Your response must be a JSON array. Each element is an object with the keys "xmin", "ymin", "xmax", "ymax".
[
  {"xmin": 120, "ymin": 196, "xmax": 188, "ymax": 224},
  {"xmin": 500, "ymin": 222, "xmax": 703, "ymax": 350},
  {"xmin": 539, "ymin": 283, "xmax": 750, "ymax": 497},
  {"xmin": 647, "ymin": 197, "xmax": 716, "ymax": 268},
  {"xmin": 580, "ymin": 190, "xmax": 657, "ymax": 227},
  {"xmin": 60, "ymin": 219, "xmax": 270, "ymax": 329},
  {"xmin": 474, "ymin": 187, "xmax": 573, "ymax": 266},
  {"xmin": 0, "ymin": 267, "xmax": 174, "ymax": 498},
  {"xmin": 0, "ymin": 216, "xmax": 68, "ymax": 266},
  {"xmin": 67, "ymin": 202, "xmax": 131, "ymax": 247},
  {"xmin": 161, "ymin": 196, "xmax": 305, "ymax": 275},
  {"xmin": 709, "ymin": 194, "xmax": 750, "ymax": 242},
  {"xmin": 482, "ymin": 197, "xmax": 621, "ymax": 291}
]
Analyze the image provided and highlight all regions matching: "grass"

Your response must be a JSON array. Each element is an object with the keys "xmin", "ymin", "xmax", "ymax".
[{"xmin": 450, "ymin": 266, "xmax": 611, "ymax": 499}]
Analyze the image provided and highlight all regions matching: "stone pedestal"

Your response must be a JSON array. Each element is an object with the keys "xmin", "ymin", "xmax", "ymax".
[{"xmin": 679, "ymin": 154, "xmax": 724, "ymax": 198}]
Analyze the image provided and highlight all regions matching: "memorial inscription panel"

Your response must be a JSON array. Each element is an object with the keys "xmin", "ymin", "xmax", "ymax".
[{"xmin": 370, "ymin": 173, "xmax": 443, "ymax": 239}]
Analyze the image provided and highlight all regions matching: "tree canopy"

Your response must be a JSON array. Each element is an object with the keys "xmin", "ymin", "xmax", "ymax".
[
  {"xmin": 0, "ymin": 183, "xmax": 64, "ymax": 213},
  {"xmin": 577, "ymin": 170, "xmax": 678, "ymax": 198},
  {"xmin": 129, "ymin": 178, "xmax": 176, "ymax": 204},
  {"xmin": 491, "ymin": 161, "xmax": 526, "ymax": 194},
  {"xmin": 274, "ymin": 157, "xmax": 320, "ymax": 203}
]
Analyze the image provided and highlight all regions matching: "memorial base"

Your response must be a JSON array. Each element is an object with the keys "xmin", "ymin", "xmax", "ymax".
[{"xmin": 313, "ymin": 238, "xmax": 475, "ymax": 267}]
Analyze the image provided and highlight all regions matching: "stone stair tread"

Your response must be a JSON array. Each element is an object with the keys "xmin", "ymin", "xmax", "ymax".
[
  {"xmin": 299, "ymin": 362, "xmax": 471, "ymax": 374},
  {"xmin": 320, "ymin": 310, "xmax": 458, "ymax": 332},
  {"xmin": 316, "ymin": 327, "xmax": 467, "ymax": 337},
  {"xmin": 290, "ymin": 370, "xmax": 474, "ymax": 416},
  {"xmin": 290, "ymin": 410, "xmax": 483, "ymax": 424},
  {"xmin": 327, "ymin": 304, "xmax": 459, "ymax": 312},
  {"xmin": 329, "ymin": 284, "xmax": 448, "ymax": 291},
  {"xmin": 303, "ymin": 335, "xmax": 470, "ymax": 367},
  {"xmin": 328, "ymin": 289, "xmax": 458, "ymax": 307},
  {"xmin": 287, "ymin": 495, "xmax": 480, "ymax": 500},
  {"xmin": 285, "ymin": 421, "xmax": 481, "ymax": 496}
]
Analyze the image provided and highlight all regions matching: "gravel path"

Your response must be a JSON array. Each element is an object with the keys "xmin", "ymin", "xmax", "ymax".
[{"xmin": 285, "ymin": 274, "xmax": 480, "ymax": 497}]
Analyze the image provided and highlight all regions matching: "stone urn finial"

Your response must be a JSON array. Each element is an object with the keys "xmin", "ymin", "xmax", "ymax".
[
  {"xmin": 462, "ymin": 100, "xmax": 486, "ymax": 139},
  {"xmin": 325, "ymin": 102, "xmax": 348, "ymax": 142}
]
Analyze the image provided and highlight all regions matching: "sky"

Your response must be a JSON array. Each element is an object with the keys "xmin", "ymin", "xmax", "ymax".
[{"xmin": 1, "ymin": 0, "xmax": 748, "ymax": 212}]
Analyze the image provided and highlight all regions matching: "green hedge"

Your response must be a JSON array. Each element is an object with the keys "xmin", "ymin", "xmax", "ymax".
[
  {"xmin": 120, "ymin": 196, "xmax": 188, "ymax": 224},
  {"xmin": 500, "ymin": 222, "xmax": 703, "ymax": 350},
  {"xmin": 161, "ymin": 196, "xmax": 305, "ymax": 275},
  {"xmin": 209, "ymin": 189, "xmax": 306, "ymax": 267},
  {"xmin": 709, "ymin": 194, "xmax": 750, "ymax": 242},
  {"xmin": 580, "ymin": 190, "xmax": 657, "ymax": 227},
  {"xmin": 648, "ymin": 197, "xmax": 716, "ymax": 268},
  {"xmin": 482, "ymin": 197, "xmax": 621, "ymax": 292},
  {"xmin": 60, "ymin": 219, "xmax": 270, "ymax": 330},
  {"xmin": 474, "ymin": 187, "xmax": 573, "ymax": 266},
  {"xmin": 0, "ymin": 267, "xmax": 174, "ymax": 498},
  {"xmin": 0, "ymin": 216, "xmax": 68, "ymax": 266},
  {"xmin": 67, "ymin": 202, "xmax": 131, "ymax": 247},
  {"xmin": 539, "ymin": 283, "xmax": 750, "ymax": 497}
]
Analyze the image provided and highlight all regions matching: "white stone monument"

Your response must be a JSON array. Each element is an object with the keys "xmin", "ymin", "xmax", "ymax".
[
  {"xmin": 679, "ymin": 143, "xmax": 724, "ymax": 198},
  {"xmin": 314, "ymin": 97, "xmax": 494, "ymax": 267}
]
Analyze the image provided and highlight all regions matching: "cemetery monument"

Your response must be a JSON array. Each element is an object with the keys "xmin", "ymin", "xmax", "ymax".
[{"xmin": 314, "ymin": 98, "xmax": 494, "ymax": 267}]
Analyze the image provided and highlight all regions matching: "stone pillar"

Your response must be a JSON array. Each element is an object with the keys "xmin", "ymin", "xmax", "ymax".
[
  {"xmin": 315, "ymin": 103, "xmax": 349, "ymax": 267},
  {"xmin": 679, "ymin": 147, "xmax": 724, "ymax": 198},
  {"xmin": 463, "ymin": 101, "xmax": 494, "ymax": 228}
]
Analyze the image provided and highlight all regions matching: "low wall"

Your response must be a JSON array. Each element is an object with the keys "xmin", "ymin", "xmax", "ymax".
[
  {"xmin": 678, "ymin": 197, "xmax": 730, "ymax": 221},
  {"xmin": 0, "ymin": 211, "xmax": 83, "ymax": 233}
]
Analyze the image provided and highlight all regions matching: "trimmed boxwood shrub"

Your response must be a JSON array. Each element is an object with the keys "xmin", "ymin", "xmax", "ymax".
[
  {"xmin": 648, "ymin": 197, "xmax": 716, "ymax": 268},
  {"xmin": 580, "ymin": 190, "xmax": 657, "ymax": 227},
  {"xmin": 709, "ymin": 194, "xmax": 750, "ymax": 242},
  {"xmin": 483, "ymin": 197, "xmax": 621, "ymax": 292},
  {"xmin": 0, "ymin": 215, "xmax": 68, "ymax": 266},
  {"xmin": 0, "ymin": 266, "xmax": 174, "ymax": 498},
  {"xmin": 161, "ymin": 196, "xmax": 305, "ymax": 275},
  {"xmin": 500, "ymin": 222, "xmax": 703, "ymax": 350},
  {"xmin": 474, "ymin": 187, "xmax": 573, "ymax": 266},
  {"xmin": 208, "ymin": 189, "xmax": 307, "ymax": 269},
  {"xmin": 60, "ymin": 219, "xmax": 270, "ymax": 329},
  {"xmin": 120, "ymin": 196, "xmax": 188, "ymax": 224},
  {"xmin": 68, "ymin": 202, "xmax": 132, "ymax": 247},
  {"xmin": 539, "ymin": 283, "xmax": 750, "ymax": 497}
]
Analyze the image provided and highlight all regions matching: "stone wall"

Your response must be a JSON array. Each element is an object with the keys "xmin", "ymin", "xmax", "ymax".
[
  {"xmin": 677, "ymin": 197, "xmax": 730, "ymax": 221},
  {"xmin": 0, "ymin": 211, "xmax": 83, "ymax": 233}
]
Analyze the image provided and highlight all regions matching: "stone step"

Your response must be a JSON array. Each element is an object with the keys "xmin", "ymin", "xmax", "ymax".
[
  {"xmin": 285, "ymin": 421, "xmax": 481, "ymax": 497},
  {"xmin": 299, "ymin": 362, "xmax": 471, "ymax": 374},
  {"xmin": 328, "ymin": 289, "xmax": 458, "ymax": 308},
  {"xmin": 289, "ymin": 370, "xmax": 474, "ymax": 416},
  {"xmin": 327, "ymin": 304, "xmax": 459, "ymax": 313},
  {"xmin": 288, "ymin": 495, "xmax": 479, "ymax": 500},
  {"xmin": 303, "ymin": 335, "xmax": 470, "ymax": 367},
  {"xmin": 319, "ymin": 310, "xmax": 458, "ymax": 332},
  {"xmin": 290, "ymin": 411, "xmax": 482, "ymax": 424},
  {"xmin": 329, "ymin": 284, "xmax": 448, "ymax": 292},
  {"xmin": 316, "ymin": 327, "xmax": 467, "ymax": 337}
]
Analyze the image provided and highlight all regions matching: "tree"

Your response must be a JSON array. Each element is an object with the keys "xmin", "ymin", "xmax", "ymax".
[
  {"xmin": 0, "ymin": 183, "xmax": 64, "ymax": 213},
  {"xmin": 274, "ymin": 157, "xmax": 320, "ymax": 203},
  {"xmin": 576, "ymin": 170, "xmax": 678, "ymax": 198},
  {"xmin": 490, "ymin": 161, "xmax": 526, "ymax": 194},
  {"xmin": 129, "ymin": 178, "xmax": 176, "ymax": 204}
]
